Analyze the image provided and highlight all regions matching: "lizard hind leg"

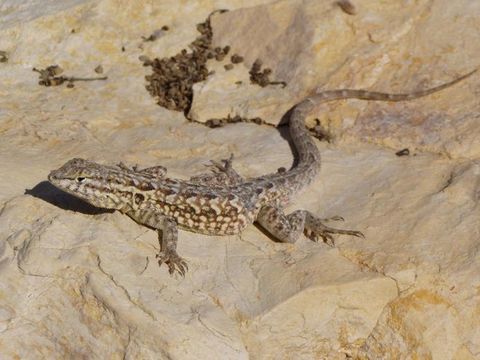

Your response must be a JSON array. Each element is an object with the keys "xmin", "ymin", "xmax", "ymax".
[
  {"xmin": 256, "ymin": 206, "xmax": 306, "ymax": 243},
  {"xmin": 256, "ymin": 206, "xmax": 363, "ymax": 246}
]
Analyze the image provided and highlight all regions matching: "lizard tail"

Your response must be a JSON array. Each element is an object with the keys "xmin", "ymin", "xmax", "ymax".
[{"xmin": 289, "ymin": 69, "xmax": 477, "ymax": 170}]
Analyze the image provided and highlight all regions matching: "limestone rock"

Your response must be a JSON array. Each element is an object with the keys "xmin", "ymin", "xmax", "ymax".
[{"xmin": 0, "ymin": 0, "xmax": 479, "ymax": 359}]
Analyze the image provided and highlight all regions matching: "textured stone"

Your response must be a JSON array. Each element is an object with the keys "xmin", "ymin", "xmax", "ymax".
[{"xmin": 0, "ymin": 0, "xmax": 479, "ymax": 359}]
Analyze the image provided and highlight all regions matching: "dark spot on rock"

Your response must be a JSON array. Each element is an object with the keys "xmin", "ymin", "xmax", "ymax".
[
  {"xmin": 395, "ymin": 148, "xmax": 410, "ymax": 156},
  {"xmin": 256, "ymin": 188, "xmax": 263, "ymax": 194}
]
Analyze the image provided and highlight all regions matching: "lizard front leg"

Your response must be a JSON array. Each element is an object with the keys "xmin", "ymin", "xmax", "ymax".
[
  {"xmin": 127, "ymin": 210, "xmax": 187, "ymax": 276},
  {"xmin": 156, "ymin": 217, "xmax": 188, "ymax": 276},
  {"xmin": 256, "ymin": 206, "xmax": 363, "ymax": 245}
]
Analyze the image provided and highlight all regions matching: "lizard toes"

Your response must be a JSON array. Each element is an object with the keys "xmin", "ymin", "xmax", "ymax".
[
  {"xmin": 323, "ymin": 215, "xmax": 344, "ymax": 222},
  {"xmin": 351, "ymin": 230, "xmax": 365, "ymax": 239},
  {"xmin": 171, "ymin": 258, "xmax": 189, "ymax": 277},
  {"xmin": 320, "ymin": 233, "xmax": 335, "ymax": 247},
  {"xmin": 157, "ymin": 252, "xmax": 189, "ymax": 276}
]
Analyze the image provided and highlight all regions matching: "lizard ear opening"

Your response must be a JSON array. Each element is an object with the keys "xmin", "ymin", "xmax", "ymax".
[{"xmin": 76, "ymin": 177, "xmax": 86, "ymax": 183}]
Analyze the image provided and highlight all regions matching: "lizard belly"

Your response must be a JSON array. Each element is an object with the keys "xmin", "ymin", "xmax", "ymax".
[{"xmin": 140, "ymin": 195, "xmax": 255, "ymax": 236}]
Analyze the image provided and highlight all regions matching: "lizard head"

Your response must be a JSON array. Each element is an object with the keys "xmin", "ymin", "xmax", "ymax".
[{"xmin": 48, "ymin": 158, "xmax": 128, "ymax": 210}]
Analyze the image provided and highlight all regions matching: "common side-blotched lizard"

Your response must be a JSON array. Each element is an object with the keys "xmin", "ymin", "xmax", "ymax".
[{"xmin": 48, "ymin": 70, "xmax": 476, "ymax": 275}]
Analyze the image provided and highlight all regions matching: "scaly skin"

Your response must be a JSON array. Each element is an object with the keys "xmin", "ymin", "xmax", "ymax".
[{"xmin": 48, "ymin": 69, "xmax": 476, "ymax": 275}]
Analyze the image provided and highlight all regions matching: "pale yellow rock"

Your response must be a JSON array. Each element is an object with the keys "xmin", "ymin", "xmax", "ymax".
[{"xmin": 0, "ymin": 0, "xmax": 479, "ymax": 359}]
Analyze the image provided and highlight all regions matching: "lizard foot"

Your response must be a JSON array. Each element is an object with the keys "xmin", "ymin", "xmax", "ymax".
[
  {"xmin": 208, "ymin": 153, "xmax": 234, "ymax": 172},
  {"xmin": 156, "ymin": 251, "xmax": 189, "ymax": 276},
  {"xmin": 190, "ymin": 153, "xmax": 244, "ymax": 186},
  {"xmin": 304, "ymin": 221, "xmax": 364, "ymax": 246},
  {"xmin": 304, "ymin": 212, "xmax": 363, "ymax": 246}
]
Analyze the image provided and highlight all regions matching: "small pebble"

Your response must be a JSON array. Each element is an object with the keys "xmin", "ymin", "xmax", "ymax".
[{"xmin": 94, "ymin": 65, "xmax": 103, "ymax": 74}]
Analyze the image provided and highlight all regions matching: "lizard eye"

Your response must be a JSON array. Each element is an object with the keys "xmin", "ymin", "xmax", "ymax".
[{"xmin": 76, "ymin": 177, "xmax": 86, "ymax": 183}]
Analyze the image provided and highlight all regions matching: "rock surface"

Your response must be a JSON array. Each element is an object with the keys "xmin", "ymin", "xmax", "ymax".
[{"xmin": 0, "ymin": 0, "xmax": 479, "ymax": 359}]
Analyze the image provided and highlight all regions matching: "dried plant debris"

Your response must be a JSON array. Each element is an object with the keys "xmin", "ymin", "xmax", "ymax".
[
  {"xmin": 143, "ymin": 9, "xmax": 287, "ymax": 114},
  {"xmin": 249, "ymin": 59, "xmax": 286, "ymax": 88},
  {"xmin": 213, "ymin": 46, "xmax": 230, "ymax": 61},
  {"xmin": 395, "ymin": 148, "xmax": 410, "ymax": 156},
  {"xmin": 142, "ymin": 26, "xmax": 169, "ymax": 42},
  {"xmin": 230, "ymin": 54, "xmax": 244, "ymax": 64},
  {"xmin": 143, "ymin": 9, "xmax": 240, "ymax": 113},
  {"xmin": 336, "ymin": 0, "xmax": 356, "ymax": 15},
  {"xmin": 33, "ymin": 65, "xmax": 107, "ymax": 88},
  {"xmin": 309, "ymin": 119, "xmax": 332, "ymax": 142},
  {"xmin": 204, "ymin": 115, "xmax": 267, "ymax": 128}
]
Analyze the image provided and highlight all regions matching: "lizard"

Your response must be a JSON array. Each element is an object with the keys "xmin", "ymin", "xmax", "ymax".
[{"xmin": 48, "ymin": 69, "xmax": 476, "ymax": 276}]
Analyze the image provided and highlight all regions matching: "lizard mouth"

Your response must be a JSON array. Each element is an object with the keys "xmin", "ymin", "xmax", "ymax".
[
  {"xmin": 48, "ymin": 169, "xmax": 73, "ymax": 188},
  {"xmin": 47, "ymin": 171, "xmax": 56, "ymax": 182},
  {"xmin": 48, "ymin": 169, "xmax": 62, "ymax": 183}
]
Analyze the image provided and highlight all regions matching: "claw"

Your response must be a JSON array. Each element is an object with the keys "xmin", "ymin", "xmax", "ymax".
[
  {"xmin": 209, "ymin": 153, "xmax": 234, "ymax": 173},
  {"xmin": 351, "ymin": 230, "xmax": 365, "ymax": 239},
  {"xmin": 320, "ymin": 233, "xmax": 335, "ymax": 247},
  {"xmin": 304, "ymin": 219, "xmax": 364, "ymax": 246},
  {"xmin": 156, "ymin": 252, "xmax": 189, "ymax": 276},
  {"xmin": 333, "ymin": 229, "xmax": 365, "ymax": 239},
  {"xmin": 324, "ymin": 215, "xmax": 344, "ymax": 222}
]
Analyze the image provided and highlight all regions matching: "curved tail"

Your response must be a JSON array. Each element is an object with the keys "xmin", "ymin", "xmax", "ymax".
[
  {"xmin": 289, "ymin": 69, "xmax": 477, "ymax": 168},
  {"xmin": 258, "ymin": 69, "xmax": 477, "ymax": 200}
]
